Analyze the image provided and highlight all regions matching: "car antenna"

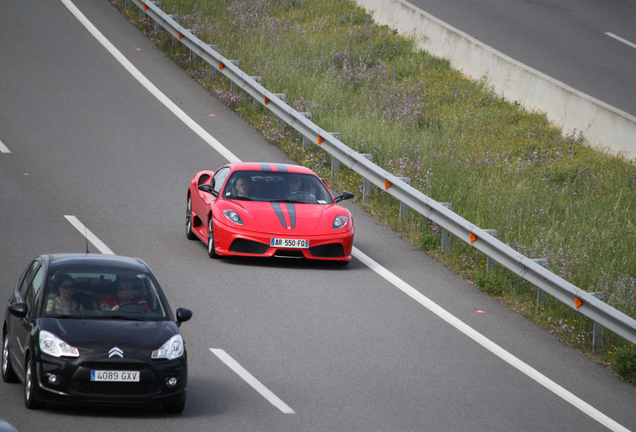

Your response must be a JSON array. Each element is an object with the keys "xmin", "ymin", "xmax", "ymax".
[{"xmin": 84, "ymin": 221, "xmax": 90, "ymax": 254}]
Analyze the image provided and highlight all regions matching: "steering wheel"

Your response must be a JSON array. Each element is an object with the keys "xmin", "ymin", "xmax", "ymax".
[
  {"xmin": 116, "ymin": 301, "xmax": 147, "ymax": 313},
  {"xmin": 289, "ymin": 191, "xmax": 316, "ymax": 202}
]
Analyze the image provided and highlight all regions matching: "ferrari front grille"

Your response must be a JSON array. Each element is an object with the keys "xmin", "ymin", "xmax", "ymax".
[
  {"xmin": 229, "ymin": 239, "xmax": 270, "ymax": 254},
  {"xmin": 309, "ymin": 243, "xmax": 345, "ymax": 258}
]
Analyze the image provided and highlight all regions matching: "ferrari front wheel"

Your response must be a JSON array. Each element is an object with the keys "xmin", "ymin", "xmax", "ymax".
[
  {"xmin": 185, "ymin": 195, "xmax": 197, "ymax": 241},
  {"xmin": 207, "ymin": 216, "xmax": 219, "ymax": 259}
]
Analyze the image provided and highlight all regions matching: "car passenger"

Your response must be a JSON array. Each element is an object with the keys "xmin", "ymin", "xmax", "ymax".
[
  {"xmin": 99, "ymin": 274, "xmax": 149, "ymax": 311},
  {"xmin": 46, "ymin": 274, "xmax": 84, "ymax": 313}
]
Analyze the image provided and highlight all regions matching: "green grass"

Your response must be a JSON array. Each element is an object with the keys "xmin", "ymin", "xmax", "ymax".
[{"xmin": 112, "ymin": 0, "xmax": 636, "ymax": 383}]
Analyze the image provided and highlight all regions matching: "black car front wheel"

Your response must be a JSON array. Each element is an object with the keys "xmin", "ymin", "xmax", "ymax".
[
  {"xmin": 2, "ymin": 333, "xmax": 18, "ymax": 383},
  {"xmin": 24, "ymin": 356, "xmax": 45, "ymax": 409}
]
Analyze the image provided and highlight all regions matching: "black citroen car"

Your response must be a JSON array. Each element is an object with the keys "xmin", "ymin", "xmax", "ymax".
[{"xmin": 2, "ymin": 254, "xmax": 193, "ymax": 412}]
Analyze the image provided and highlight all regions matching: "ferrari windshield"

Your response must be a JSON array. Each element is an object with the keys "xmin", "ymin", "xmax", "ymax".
[
  {"xmin": 223, "ymin": 171, "xmax": 334, "ymax": 204},
  {"xmin": 42, "ymin": 266, "xmax": 168, "ymax": 321}
]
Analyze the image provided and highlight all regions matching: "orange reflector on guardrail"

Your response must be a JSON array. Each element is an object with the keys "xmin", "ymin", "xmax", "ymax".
[
  {"xmin": 219, "ymin": 62, "xmax": 224, "ymax": 70},
  {"xmin": 264, "ymin": 97, "xmax": 270, "ymax": 105},
  {"xmin": 178, "ymin": 32, "xmax": 184, "ymax": 39},
  {"xmin": 385, "ymin": 181, "xmax": 391, "ymax": 189},
  {"xmin": 470, "ymin": 233, "xmax": 477, "ymax": 243},
  {"xmin": 575, "ymin": 297, "xmax": 583, "ymax": 308},
  {"xmin": 317, "ymin": 136, "xmax": 324, "ymax": 144},
  {"xmin": 143, "ymin": 4, "xmax": 148, "ymax": 10}
]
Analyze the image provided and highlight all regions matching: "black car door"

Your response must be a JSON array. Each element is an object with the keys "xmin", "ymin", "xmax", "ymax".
[{"xmin": 7, "ymin": 259, "xmax": 44, "ymax": 380}]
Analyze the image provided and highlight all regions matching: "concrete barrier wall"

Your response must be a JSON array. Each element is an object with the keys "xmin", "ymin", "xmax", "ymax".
[{"xmin": 354, "ymin": 0, "xmax": 636, "ymax": 160}]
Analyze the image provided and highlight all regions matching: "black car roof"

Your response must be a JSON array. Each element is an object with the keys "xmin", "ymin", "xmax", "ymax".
[{"xmin": 44, "ymin": 254, "xmax": 149, "ymax": 273}]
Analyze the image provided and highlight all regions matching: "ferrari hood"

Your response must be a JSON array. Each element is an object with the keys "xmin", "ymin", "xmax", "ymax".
[{"xmin": 233, "ymin": 201, "xmax": 332, "ymax": 234}]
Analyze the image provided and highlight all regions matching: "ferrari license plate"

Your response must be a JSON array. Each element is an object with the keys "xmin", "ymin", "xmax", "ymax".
[
  {"xmin": 91, "ymin": 370, "xmax": 140, "ymax": 382},
  {"xmin": 270, "ymin": 238, "xmax": 309, "ymax": 248}
]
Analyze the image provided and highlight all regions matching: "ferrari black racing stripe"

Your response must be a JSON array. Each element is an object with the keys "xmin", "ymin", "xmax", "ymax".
[
  {"xmin": 274, "ymin": 164, "xmax": 288, "ymax": 172},
  {"xmin": 258, "ymin": 163, "xmax": 271, "ymax": 171},
  {"xmin": 286, "ymin": 203, "xmax": 296, "ymax": 229},
  {"xmin": 270, "ymin": 202, "xmax": 287, "ymax": 229}
]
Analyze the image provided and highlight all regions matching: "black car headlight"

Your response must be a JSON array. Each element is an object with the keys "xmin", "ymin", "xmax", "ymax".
[
  {"xmin": 223, "ymin": 209, "xmax": 244, "ymax": 225},
  {"xmin": 152, "ymin": 335, "xmax": 184, "ymax": 360},
  {"xmin": 332, "ymin": 215, "xmax": 349, "ymax": 230},
  {"xmin": 39, "ymin": 331, "xmax": 80, "ymax": 358}
]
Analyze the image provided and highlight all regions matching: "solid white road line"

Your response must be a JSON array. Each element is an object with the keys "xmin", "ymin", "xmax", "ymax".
[
  {"xmin": 353, "ymin": 246, "xmax": 629, "ymax": 432},
  {"xmin": 605, "ymin": 32, "xmax": 636, "ymax": 50},
  {"xmin": 60, "ymin": 0, "xmax": 241, "ymax": 164},
  {"xmin": 62, "ymin": 1, "xmax": 629, "ymax": 429},
  {"xmin": 64, "ymin": 215, "xmax": 115, "ymax": 255},
  {"xmin": 0, "ymin": 140, "xmax": 10, "ymax": 153},
  {"xmin": 210, "ymin": 348, "xmax": 295, "ymax": 414}
]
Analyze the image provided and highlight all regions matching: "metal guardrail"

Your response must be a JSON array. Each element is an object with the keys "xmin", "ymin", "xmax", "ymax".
[{"xmin": 130, "ymin": 0, "xmax": 636, "ymax": 345}]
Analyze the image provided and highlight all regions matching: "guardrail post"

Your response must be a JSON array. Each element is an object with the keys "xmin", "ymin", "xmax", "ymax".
[
  {"xmin": 592, "ymin": 292, "xmax": 605, "ymax": 352},
  {"xmin": 207, "ymin": 45, "xmax": 218, "ymax": 76},
  {"xmin": 227, "ymin": 60, "xmax": 240, "ymax": 92},
  {"xmin": 248, "ymin": 77, "xmax": 263, "ymax": 107},
  {"xmin": 300, "ymin": 113, "xmax": 312, "ymax": 148},
  {"xmin": 186, "ymin": 29, "xmax": 198, "ymax": 59},
  {"xmin": 398, "ymin": 177, "xmax": 411, "ymax": 220},
  {"xmin": 440, "ymin": 203, "xmax": 451, "ymax": 252},
  {"xmin": 330, "ymin": 133, "xmax": 341, "ymax": 178},
  {"xmin": 149, "ymin": 2, "xmax": 162, "ymax": 31},
  {"xmin": 272, "ymin": 94, "xmax": 286, "ymax": 126},
  {"xmin": 484, "ymin": 229, "xmax": 498, "ymax": 271},
  {"xmin": 125, "ymin": 0, "xmax": 131, "ymax": 10},
  {"xmin": 361, "ymin": 154, "xmax": 373, "ymax": 202},
  {"xmin": 533, "ymin": 259, "xmax": 549, "ymax": 310}
]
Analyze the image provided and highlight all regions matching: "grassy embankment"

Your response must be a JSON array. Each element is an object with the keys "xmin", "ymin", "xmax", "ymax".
[{"xmin": 111, "ymin": 0, "xmax": 636, "ymax": 383}]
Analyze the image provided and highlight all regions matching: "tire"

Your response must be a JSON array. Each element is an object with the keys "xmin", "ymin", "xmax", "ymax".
[
  {"xmin": 185, "ymin": 195, "xmax": 197, "ymax": 241},
  {"xmin": 2, "ymin": 333, "xmax": 18, "ymax": 383},
  {"xmin": 207, "ymin": 216, "xmax": 219, "ymax": 259},
  {"xmin": 24, "ymin": 356, "xmax": 45, "ymax": 409},
  {"xmin": 163, "ymin": 399, "xmax": 186, "ymax": 414}
]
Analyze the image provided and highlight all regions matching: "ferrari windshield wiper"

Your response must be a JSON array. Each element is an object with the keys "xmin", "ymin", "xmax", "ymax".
[{"xmin": 226, "ymin": 195, "xmax": 254, "ymax": 201}]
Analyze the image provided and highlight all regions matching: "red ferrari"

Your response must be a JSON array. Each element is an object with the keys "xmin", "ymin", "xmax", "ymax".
[{"xmin": 185, "ymin": 163, "xmax": 355, "ymax": 263}]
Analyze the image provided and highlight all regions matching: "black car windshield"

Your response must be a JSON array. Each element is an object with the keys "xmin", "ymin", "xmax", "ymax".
[
  {"xmin": 42, "ymin": 268, "xmax": 168, "ymax": 321},
  {"xmin": 223, "ymin": 171, "xmax": 334, "ymax": 204}
]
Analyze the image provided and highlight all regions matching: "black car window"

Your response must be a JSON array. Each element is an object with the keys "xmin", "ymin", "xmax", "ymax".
[
  {"xmin": 212, "ymin": 167, "xmax": 230, "ymax": 194},
  {"xmin": 25, "ymin": 266, "xmax": 45, "ymax": 313},
  {"xmin": 19, "ymin": 260, "xmax": 41, "ymax": 300},
  {"xmin": 43, "ymin": 269, "xmax": 168, "ymax": 321}
]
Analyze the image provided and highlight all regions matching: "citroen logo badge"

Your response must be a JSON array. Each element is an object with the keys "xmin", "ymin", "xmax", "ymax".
[{"xmin": 109, "ymin": 347, "xmax": 124, "ymax": 358}]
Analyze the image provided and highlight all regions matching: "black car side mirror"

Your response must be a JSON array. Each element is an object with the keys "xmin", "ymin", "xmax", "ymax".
[
  {"xmin": 334, "ymin": 191, "xmax": 354, "ymax": 203},
  {"xmin": 176, "ymin": 308, "xmax": 193, "ymax": 327},
  {"xmin": 8, "ymin": 303, "xmax": 27, "ymax": 318},
  {"xmin": 198, "ymin": 184, "xmax": 218, "ymax": 197}
]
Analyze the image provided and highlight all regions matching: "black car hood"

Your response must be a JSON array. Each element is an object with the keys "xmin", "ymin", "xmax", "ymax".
[{"xmin": 39, "ymin": 318, "xmax": 179, "ymax": 359}]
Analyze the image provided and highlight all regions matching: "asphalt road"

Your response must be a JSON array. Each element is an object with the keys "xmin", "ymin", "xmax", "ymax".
[
  {"xmin": 406, "ymin": 0, "xmax": 636, "ymax": 118},
  {"xmin": 1, "ymin": 0, "xmax": 636, "ymax": 431}
]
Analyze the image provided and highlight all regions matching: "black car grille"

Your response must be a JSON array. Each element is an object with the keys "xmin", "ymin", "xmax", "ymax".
[
  {"xmin": 81, "ymin": 362, "xmax": 146, "ymax": 370},
  {"xmin": 68, "ymin": 381, "xmax": 159, "ymax": 396},
  {"xmin": 309, "ymin": 243, "xmax": 345, "ymax": 258},
  {"xmin": 229, "ymin": 239, "xmax": 270, "ymax": 254}
]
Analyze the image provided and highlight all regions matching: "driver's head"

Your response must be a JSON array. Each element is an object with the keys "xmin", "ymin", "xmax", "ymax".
[
  {"xmin": 287, "ymin": 175, "xmax": 302, "ymax": 192},
  {"xmin": 115, "ymin": 274, "xmax": 135, "ymax": 297},
  {"xmin": 235, "ymin": 175, "xmax": 250, "ymax": 195}
]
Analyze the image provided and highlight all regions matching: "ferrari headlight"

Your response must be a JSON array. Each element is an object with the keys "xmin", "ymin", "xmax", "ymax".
[
  {"xmin": 39, "ymin": 331, "xmax": 79, "ymax": 358},
  {"xmin": 332, "ymin": 215, "xmax": 349, "ymax": 230},
  {"xmin": 152, "ymin": 335, "xmax": 184, "ymax": 360},
  {"xmin": 223, "ymin": 209, "xmax": 244, "ymax": 225}
]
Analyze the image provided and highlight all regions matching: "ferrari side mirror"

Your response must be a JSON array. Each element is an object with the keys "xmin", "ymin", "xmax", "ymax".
[{"xmin": 334, "ymin": 191, "xmax": 354, "ymax": 203}]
